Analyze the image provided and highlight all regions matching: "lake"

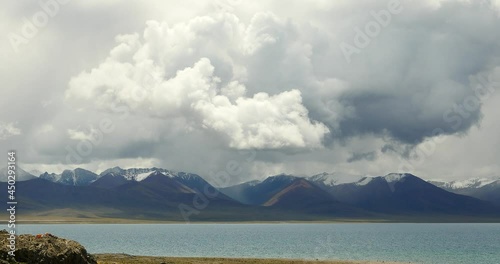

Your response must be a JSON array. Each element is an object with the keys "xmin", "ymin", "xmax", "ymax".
[{"xmin": 17, "ymin": 223, "xmax": 500, "ymax": 264}]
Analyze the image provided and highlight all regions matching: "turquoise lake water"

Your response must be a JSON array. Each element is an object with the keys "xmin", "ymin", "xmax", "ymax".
[{"xmin": 18, "ymin": 223, "xmax": 500, "ymax": 264}]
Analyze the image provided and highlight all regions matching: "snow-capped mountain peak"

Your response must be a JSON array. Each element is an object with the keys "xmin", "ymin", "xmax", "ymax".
[
  {"xmin": 308, "ymin": 172, "xmax": 408, "ymax": 187},
  {"xmin": 308, "ymin": 172, "xmax": 364, "ymax": 186},
  {"xmin": 261, "ymin": 174, "xmax": 298, "ymax": 185},
  {"xmin": 100, "ymin": 167, "xmax": 174, "ymax": 181},
  {"xmin": 100, "ymin": 166, "xmax": 125, "ymax": 176},
  {"xmin": 354, "ymin": 173, "xmax": 408, "ymax": 187},
  {"xmin": 246, "ymin": 180, "xmax": 262, "ymax": 186},
  {"xmin": 136, "ymin": 171, "xmax": 154, "ymax": 181},
  {"xmin": 356, "ymin": 177, "xmax": 373, "ymax": 186},
  {"xmin": 39, "ymin": 168, "xmax": 98, "ymax": 186},
  {"xmin": 430, "ymin": 177, "xmax": 500, "ymax": 190},
  {"xmin": 384, "ymin": 173, "xmax": 408, "ymax": 183}
]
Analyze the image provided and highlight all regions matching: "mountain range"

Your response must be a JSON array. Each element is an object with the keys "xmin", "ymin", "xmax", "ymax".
[
  {"xmin": 429, "ymin": 178, "xmax": 500, "ymax": 206},
  {"xmin": 1, "ymin": 167, "xmax": 499, "ymax": 222}
]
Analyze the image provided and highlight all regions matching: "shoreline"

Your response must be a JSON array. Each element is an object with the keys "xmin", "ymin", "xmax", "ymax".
[
  {"xmin": 0, "ymin": 215, "xmax": 392, "ymax": 224},
  {"xmin": 5, "ymin": 219, "xmax": 393, "ymax": 224},
  {"xmin": 3, "ymin": 214, "xmax": 500, "ymax": 224},
  {"xmin": 3, "ymin": 206, "xmax": 500, "ymax": 224},
  {"xmin": 95, "ymin": 254, "xmax": 413, "ymax": 264},
  {"xmin": 6, "ymin": 220, "xmax": 500, "ymax": 224}
]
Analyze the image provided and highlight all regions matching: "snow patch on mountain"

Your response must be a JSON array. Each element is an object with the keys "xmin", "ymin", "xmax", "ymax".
[
  {"xmin": 136, "ymin": 172, "xmax": 153, "ymax": 181},
  {"xmin": 308, "ymin": 172, "xmax": 364, "ymax": 186},
  {"xmin": 309, "ymin": 172, "xmax": 409, "ymax": 187},
  {"xmin": 100, "ymin": 167, "xmax": 172, "ymax": 181},
  {"xmin": 354, "ymin": 173, "xmax": 408, "ymax": 187},
  {"xmin": 430, "ymin": 177, "xmax": 500, "ymax": 190},
  {"xmin": 356, "ymin": 177, "xmax": 373, "ymax": 186},
  {"xmin": 384, "ymin": 173, "xmax": 408, "ymax": 183},
  {"xmin": 246, "ymin": 180, "xmax": 262, "ymax": 186},
  {"xmin": 263, "ymin": 174, "xmax": 297, "ymax": 184},
  {"xmin": 100, "ymin": 167, "xmax": 188, "ymax": 182}
]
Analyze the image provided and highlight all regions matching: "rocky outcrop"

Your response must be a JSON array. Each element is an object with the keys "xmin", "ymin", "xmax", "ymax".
[{"xmin": 0, "ymin": 230, "xmax": 97, "ymax": 264}]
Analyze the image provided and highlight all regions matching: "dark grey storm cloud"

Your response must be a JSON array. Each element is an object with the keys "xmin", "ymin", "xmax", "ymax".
[{"xmin": 347, "ymin": 151, "xmax": 377, "ymax": 163}]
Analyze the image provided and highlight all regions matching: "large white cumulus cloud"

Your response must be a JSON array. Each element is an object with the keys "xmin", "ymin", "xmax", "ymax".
[{"xmin": 65, "ymin": 14, "xmax": 329, "ymax": 149}]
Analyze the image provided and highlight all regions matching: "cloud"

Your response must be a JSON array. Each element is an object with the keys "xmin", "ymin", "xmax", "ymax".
[
  {"xmin": 0, "ymin": 122, "xmax": 21, "ymax": 140},
  {"xmin": 347, "ymin": 151, "xmax": 377, "ymax": 163},
  {"xmin": 66, "ymin": 3, "xmax": 500, "ymax": 152},
  {"xmin": 67, "ymin": 127, "xmax": 100, "ymax": 141},
  {"xmin": 323, "ymin": 0, "xmax": 500, "ymax": 144},
  {"xmin": 66, "ymin": 34, "xmax": 329, "ymax": 149}
]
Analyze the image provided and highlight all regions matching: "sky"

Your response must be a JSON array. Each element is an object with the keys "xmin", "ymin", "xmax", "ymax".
[{"xmin": 1, "ymin": 0, "xmax": 500, "ymax": 186}]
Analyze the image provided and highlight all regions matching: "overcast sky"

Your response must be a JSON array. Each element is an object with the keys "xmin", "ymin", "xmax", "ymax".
[{"xmin": 1, "ymin": 0, "xmax": 500, "ymax": 185}]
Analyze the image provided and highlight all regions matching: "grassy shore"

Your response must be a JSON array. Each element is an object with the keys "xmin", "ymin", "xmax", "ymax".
[
  {"xmin": 1, "ymin": 213, "xmax": 391, "ymax": 224},
  {"xmin": 95, "ymin": 254, "xmax": 410, "ymax": 264},
  {"xmin": 3, "ymin": 211, "xmax": 499, "ymax": 224}
]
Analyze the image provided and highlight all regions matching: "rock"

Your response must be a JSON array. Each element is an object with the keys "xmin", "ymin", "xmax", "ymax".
[{"xmin": 0, "ymin": 230, "xmax": 97, "ymax": 264}]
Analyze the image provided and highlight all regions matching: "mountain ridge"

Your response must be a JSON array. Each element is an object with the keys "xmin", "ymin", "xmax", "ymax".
[{"xmin": 2, "ymin": 166, "xmax": 500, "ymax": 221}]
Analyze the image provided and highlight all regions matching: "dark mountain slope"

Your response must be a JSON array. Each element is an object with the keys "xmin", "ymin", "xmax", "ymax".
[
  {"xmin": 90, "ymin": 173, "xmax": 129, "ymax": 189},
  {"xmin": 262, "ymin": 178, "xmax": 369, "ymax": 217},
  {"xmin": 329, "ymin": 174, "xmax": 500, "ymax": 216},
  {"xmin": 220, "ymin": 174, "xmax": 297, "ymax": 205}
]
